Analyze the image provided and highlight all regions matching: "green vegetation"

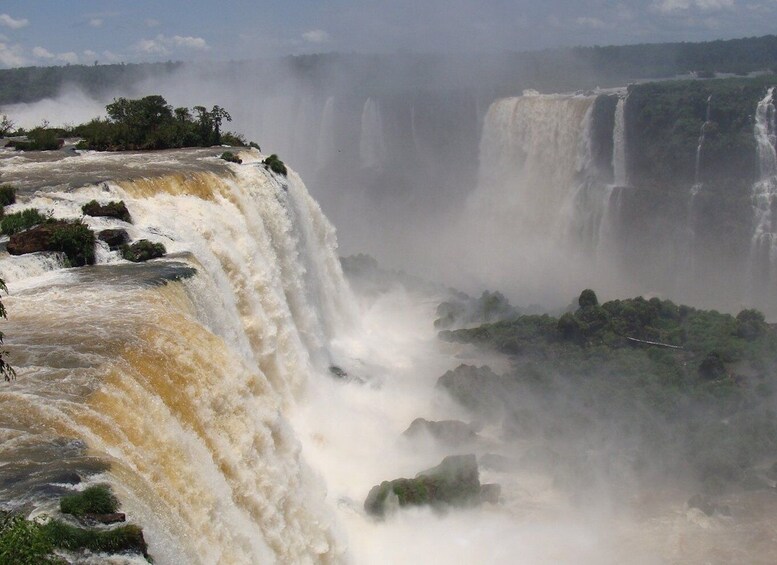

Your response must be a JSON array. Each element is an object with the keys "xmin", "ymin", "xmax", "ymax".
[
  {"xmin": 0, "ymin": 184, "xmax": 16, "ymax": 207},
  {"xmin": 41, "ymin": 521, "xmax": 146, "ymax": 557},
  {"xmin": 6, "ymin": 127, "xmax": 62, "ymax": 151},
  {"xmin": 263, "ymin": 154, "xmax": 287, "ymax": 176},
  {"xmin": 121, "ymin": 240, "xmax": 166, "ymax": 262},
  {"xmin": 0, "ymin": 277, "xmax": 14, "ymax": 383},
  {"xmin": 364, "ymin": 455, "xmax": 491, "ymax": 518},
  {"xmin": 81, "ymin": 200, "xmax": 132, "ymax": 223},
  {"xmin": 49, "ymin": 222, "xmax": 96, "ymax": 267},
  {"xmin": 220, "ymin": 151, "xmax": 242, "ymax": 164},
  {"xmin": 60, "ymin": 485, "xmax": 119, "ymax": 517},
  {"xmin": 72, "ymin": 95, "xmax": 244, "ymax": 151},
  {"xmin": 1, "ymin": 208, "xmax": 47, "ymax": 235},
  {"xmin": 438, "ymin": 290, "xmax": 777, "ymax": 491},
  {"xmin": 0, "ymin": 513, "xmax": 61, "ymax": 564}
]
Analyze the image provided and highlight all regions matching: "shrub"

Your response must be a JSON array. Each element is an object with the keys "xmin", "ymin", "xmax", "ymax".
[
  {"xmin": 0, "ymin": 513, "xmax": 59, "ymax": 564},
  {"xmin": 220, "ymin": 151, "xmax": 242, "ymax": 164},
  {"xmin": 41, "ymin": 521, "xmax": 147, "ymax": 556},
  {"xmin": 249, "ymin": 141, "xmax": 261, "ymax": 151},
  {"xmin": 60, "ymin": 485, "xmax": 119, "ymax": 516},
  {"xmin": 121, "ymin": 239, "xmax": 166, "ymax": 262},
  {"xmin": 1, "ymin": 208, "xmax": 47, "ymax": 235},
  {"xmin": 0, "ymin": 184, "xmax": 16, "ymax": 207},
  {"xmin": 81, "ymin": 200, "xmax": 131, "ymax": 223},
  {"xmin": 263, "ymin": 154, "xmax": 288, "ymax": 176},
  {"xmin": 49, "ymin": 221, "xmax": 96, "ymax": 267}
]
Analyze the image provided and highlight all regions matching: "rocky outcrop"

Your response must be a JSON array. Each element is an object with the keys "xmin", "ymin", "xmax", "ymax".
[
  {"xmin": 364, "ymin": 454, "xmax": 499, "ymax": 517},
  {"xmin": 436, "ymin": 364, "xmax": 509, "ymax": 417},
  {"xmin": 7, "ymin": 221, "xmax": 96, "ymax": 266},
  {"xmin": 97, "ymin": 228, "xmax": 130, "ymax": 250},
  {"xmin": 82, "ymin": 200, "xmax": 132, "ymax": 223},
  {"xmin": 403, "ymin": 418, "xmax": 480, "ymax": 444},
  {"xmin": 121, "ymin": 240, "xmax": 166, "ymax": 262}
]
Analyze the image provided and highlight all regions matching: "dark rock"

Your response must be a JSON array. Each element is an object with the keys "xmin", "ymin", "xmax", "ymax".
[
  {"xmin": 436, "ymin": 364, "xmax": 507, "ymax": 416},
  {"xmin": 364, "ymin": 454, "xmax": 491, "ymax": 518},
  {"xmin": 83, "ymin": 512, "xmax": 126, "ymax": 525},
  {"xmin": 98, "ymin": 228, "xmax": 130, "ymax": 250},
  {"xmin": 479, "ymin": 483, "xmax": 501, "ymax": 504},
  {"xmin": 699, "ymin": 351, "xmax": 727, "ymax": 381},
  {"xmin": 7, "ymin": 222, "xmax": 59, "ymax": 255},
  {"xmin": 329, "ymin": 366, "xmax": 348, "ymax": 379},
  {"xmin": 403, "ymin": 418, "xmax": 479, "ymax": 444},
  {"xmin": 82, "ymin": 200, "xmax": 132, "ymax": 223},
  {"xmin": 7, "ymin": 221, "xmax": 96, "ymax": 266},
  {"xmin": 121, "ymin": 240, "xmax": 166, "ymax": 262}
]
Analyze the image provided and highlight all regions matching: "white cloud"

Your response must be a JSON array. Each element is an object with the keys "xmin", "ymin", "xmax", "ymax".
[
  {"xmin": 171, "ymin": 35, "xmax": 209, "ymax": 50},
  {"xmin": 652, "ymin": 0, "xmax": 735, "ymax": 13},
  {"xmin": 0, "ymin": 14, "xmax": 29, "ymax": 29},
  {"xmin": 89, "ymin": 18, "xmax": 103, "ymax": 28},
  {"xmin": 33, "ymin": 46, "xmax": 80, "ymax": 64},
  {"xmin": 0, "ymin": 41, "xmax": 26, "ymax": 67},
  {"xmin": 302, "ymin": 29, "xmax": 330, "ymax": 43},
  {"xmin": 32, "ymin": 46, "xmax": 54, "ymax": 59},
  {"xmin": 145, "ymin": 18, "xmax": 160, "ymax": 28},
  {"xmin": 576, "ymin": 16, "xmax": 606, "ymax": 28},
  {"xmin": 134, "ymin": 34, "xmax": 210, "ymax": 56}
]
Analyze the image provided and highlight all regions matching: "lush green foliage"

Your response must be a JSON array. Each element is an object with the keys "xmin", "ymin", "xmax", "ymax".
[
  {"xmin": 60, "ymin": 485, "xmax": 119, "ymax": 516},
  {"xmin": 49, "ymin": 221, "xmax": 96, "ymax": 267},
  {"xmin": 73, "ymin": 95, "xmax": 243, "ymax": 151},
  {"xmin": 7, "ymin": 127, "xmax": 63, "ymax": 151},
  {"xmin": 439, "ymin": 290, "xmax": 777, "ymax": 490},
  {"xmin": 1, "ymin": 208, "xmax": 47, "ymax": 235},
  {"xmin": 220, "ymin": 151, "xmax": 242, "ymax": 164},
  {"xmin": 41, "ymin": 521, "xmax": 146, "ymax": 556},
  {"xmin": 81, "ymin": 200, "xmax": 132, "ymax": 223},
  {"xmin": 121, "ymin": 240, "xmax": 166, "ymax": 262},
  {"xmin": 0, "ymin": 513, "xmax": 60, "ymax": 564},
  {"xmin": 0, "ymin": 184, "xmax": 16, "ymax": 207},
  {"xmin": 263, "ymin": 154, "xmax": 288, "ymax": 176}
]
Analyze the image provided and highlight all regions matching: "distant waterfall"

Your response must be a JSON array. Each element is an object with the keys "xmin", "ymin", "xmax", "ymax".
[
  {"xmin": 612, "ymin": 96, "xmax": 628, "ymax": 187},
  {"xmin": 692, "ymin": 95, "xmax": 713, "ymax": 194},
  {"xmin": 0, "ymin": 150, "xmax": 355, "ymax": 564},
  {"xmin": 751, "ymin": 87, "xmax": 777, "ymax": 285},
  {"xmin": 359, "ymin": 98, "xmax": 387, "ymax": 169},
  {"xmin": 316, "ymin": 96, "xmax": 336, "ymax": 168}
]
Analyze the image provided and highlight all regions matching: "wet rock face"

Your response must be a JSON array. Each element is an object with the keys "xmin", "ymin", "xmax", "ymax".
[
  {"xmin": 98, "ymin": 228, "xmax": 130, "ymax": 250},
  {"xmin": 403, "ymin": 418, "xmax": 480, "ymax": 444},
  {"xmin": 82, "ymin": 200, "xmax": 132, "ymax": 223},
  {"xmin": 6, "ymin": 223, "xmax": 61, "ymax": 255},
  {"xmin": 364, "ymin": 454, "xmax": 499, "ymax": 518}
]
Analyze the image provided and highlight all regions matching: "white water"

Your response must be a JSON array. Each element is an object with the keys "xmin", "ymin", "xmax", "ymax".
[
  {"xmin": 612, "ymin": 97, "xmax": 628, "ymax": 187},
  {"xmin": 751, "ymin": 88, "xmax": 777, "ymax": 287},
  {"xmin": 0, "ymin": 149, "xmax": 356, "ymax": 563},
  {"xmin": 691, "ymin": 95, "xmax": 713, "ymax": 195},
  {"xmin": 463, "ymin": 92, "xmax": 622, "ymax": 304},
  {"xmin": 359, "ymin": 98, "xmax": 387, "ymax": 170}
]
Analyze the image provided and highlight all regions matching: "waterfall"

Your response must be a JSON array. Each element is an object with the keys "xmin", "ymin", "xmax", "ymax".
[
  {"xmin": 692, "ymin": 95, "xmax": 713, "ymax": 195},
  {"xmin": 359, "ymin": 98, "xmax": 387, "ymax": 169},
  {"xmin": 0, "ymin": 149, "xmax": 355, "ymax": 564},
  {"xmin": 751, "ymin": 87, "xmax": 777, "ymax": 288},
  {"xmin": 612, "ymin": 96, "xmax": 628, "ymax": 187},
  {"xmin": 316, "ymin": 96, "xmax": 336, "ymax": 168},
  {"xmin": 466, "ymin": 92, "xmax": 623, "ymax": 302}
]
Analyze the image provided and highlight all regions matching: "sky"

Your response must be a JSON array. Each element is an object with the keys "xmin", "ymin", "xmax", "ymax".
[{"xmin": 0, "ymin": 0, "xmax": 776, "ymax": 68}]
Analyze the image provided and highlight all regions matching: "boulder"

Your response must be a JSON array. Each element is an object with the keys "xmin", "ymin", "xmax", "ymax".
[
  {"xmin": 364, "ymin": 454, "xmax": 497, "ymax": 518},
  {"xmin": 6, "ymin": 223, "xmax": 61, "ymax": 255},
  {"xmin": 82, "ymin": 200, "xmax": 132, "ymax": 223},
  {"xmin": 121, "ymin": 240, "xmax": 166, "ymax": 262},
  {"xmin": 403, "ymin": 418, "xmax": 479, "ymax": 444},
  {"xmin": 436, "ymin": 364, "xmax": 507, "ymax": 416},
  {"xmin": 98, "ymin": 228, "xmax": 130, "ymax": 250},
  {"xmin": 7, "ymin": 221, "xmax": 95, "ymax": 267}
]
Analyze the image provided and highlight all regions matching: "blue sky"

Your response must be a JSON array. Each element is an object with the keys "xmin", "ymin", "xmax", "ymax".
[{"xmin": 0, "ymin": 0, "xmax": 776, "ymax": 68}]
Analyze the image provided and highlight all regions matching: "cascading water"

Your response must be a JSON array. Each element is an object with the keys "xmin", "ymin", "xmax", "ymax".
[
  {"xmin": 466, "ymin": 92, "xmax": 622, "ymax": 302},
  {"xmin": 751, "ymin": 87, "xmax": 777, "ymax": 291},
  {"xmin": 0, "ymin": 149, "xmax": 356, "ymax": 564},
  {"xmin": 316, "ymin": 97, "xmax": 336, "ymax": 168},
  {"xmin": 612, "ymin": 96, "xmax": 628, "ymax": 188},
  {"xmin": 692, "ymin": 95, "xmax": 713, "ymax": 195},
  {"xmin": 359, "ymin": 98, "xmax": 387, "ymax": 170}
]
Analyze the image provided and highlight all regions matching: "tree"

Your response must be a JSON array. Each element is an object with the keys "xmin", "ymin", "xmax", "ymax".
[
  {"xmin": 0, "ymin": 114, "xmax": 13, "ymax": 136},
  {"xmin": 0, "ymin": 279, "xmax": 14, "ymax": 382}
]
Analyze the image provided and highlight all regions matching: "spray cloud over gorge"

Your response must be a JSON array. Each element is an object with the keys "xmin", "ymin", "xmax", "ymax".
[{"xmin": 2, "ymin": 15, "xmax": 777, "ymax": 565}]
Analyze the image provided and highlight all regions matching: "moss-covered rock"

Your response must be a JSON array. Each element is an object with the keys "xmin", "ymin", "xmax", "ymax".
[
  {"xmin": 1, "ymin": 208, "xmax": 47, "ymax": 235},
  {"xmin": 60, "ymin": 485, "xmax": 119, "ymax": 517},
  {"xmin": 121, "ymin": 239, "xmax": 166, "ymax": 262},
  {"xmin": 364, "ymin": 454, "xmax": 497, "ymax": 517},
  {"xmin": 0, "ymin": 184, "xmax": 16, "ymax": 207},
  {"xmin": 7, "ymin": 220, "xmax": 96, "ymax": 266},
  {"xmin": 97, "ymin": 228, "xmax": 130, "ymax": 250},
  {"xmin": 41, "ymin": 521, "xmax": 147, "ymax": 557},
  {"xmin": 81, "ymin": 200, "xmax": 132, "ymax": 223},
  {"xmin": 220, "ymin": 151, "xmax": 242, "ymax": 164},
  {"xmin": 263, "ymin": 154, "xmax": 288, "ymax": 176}
]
